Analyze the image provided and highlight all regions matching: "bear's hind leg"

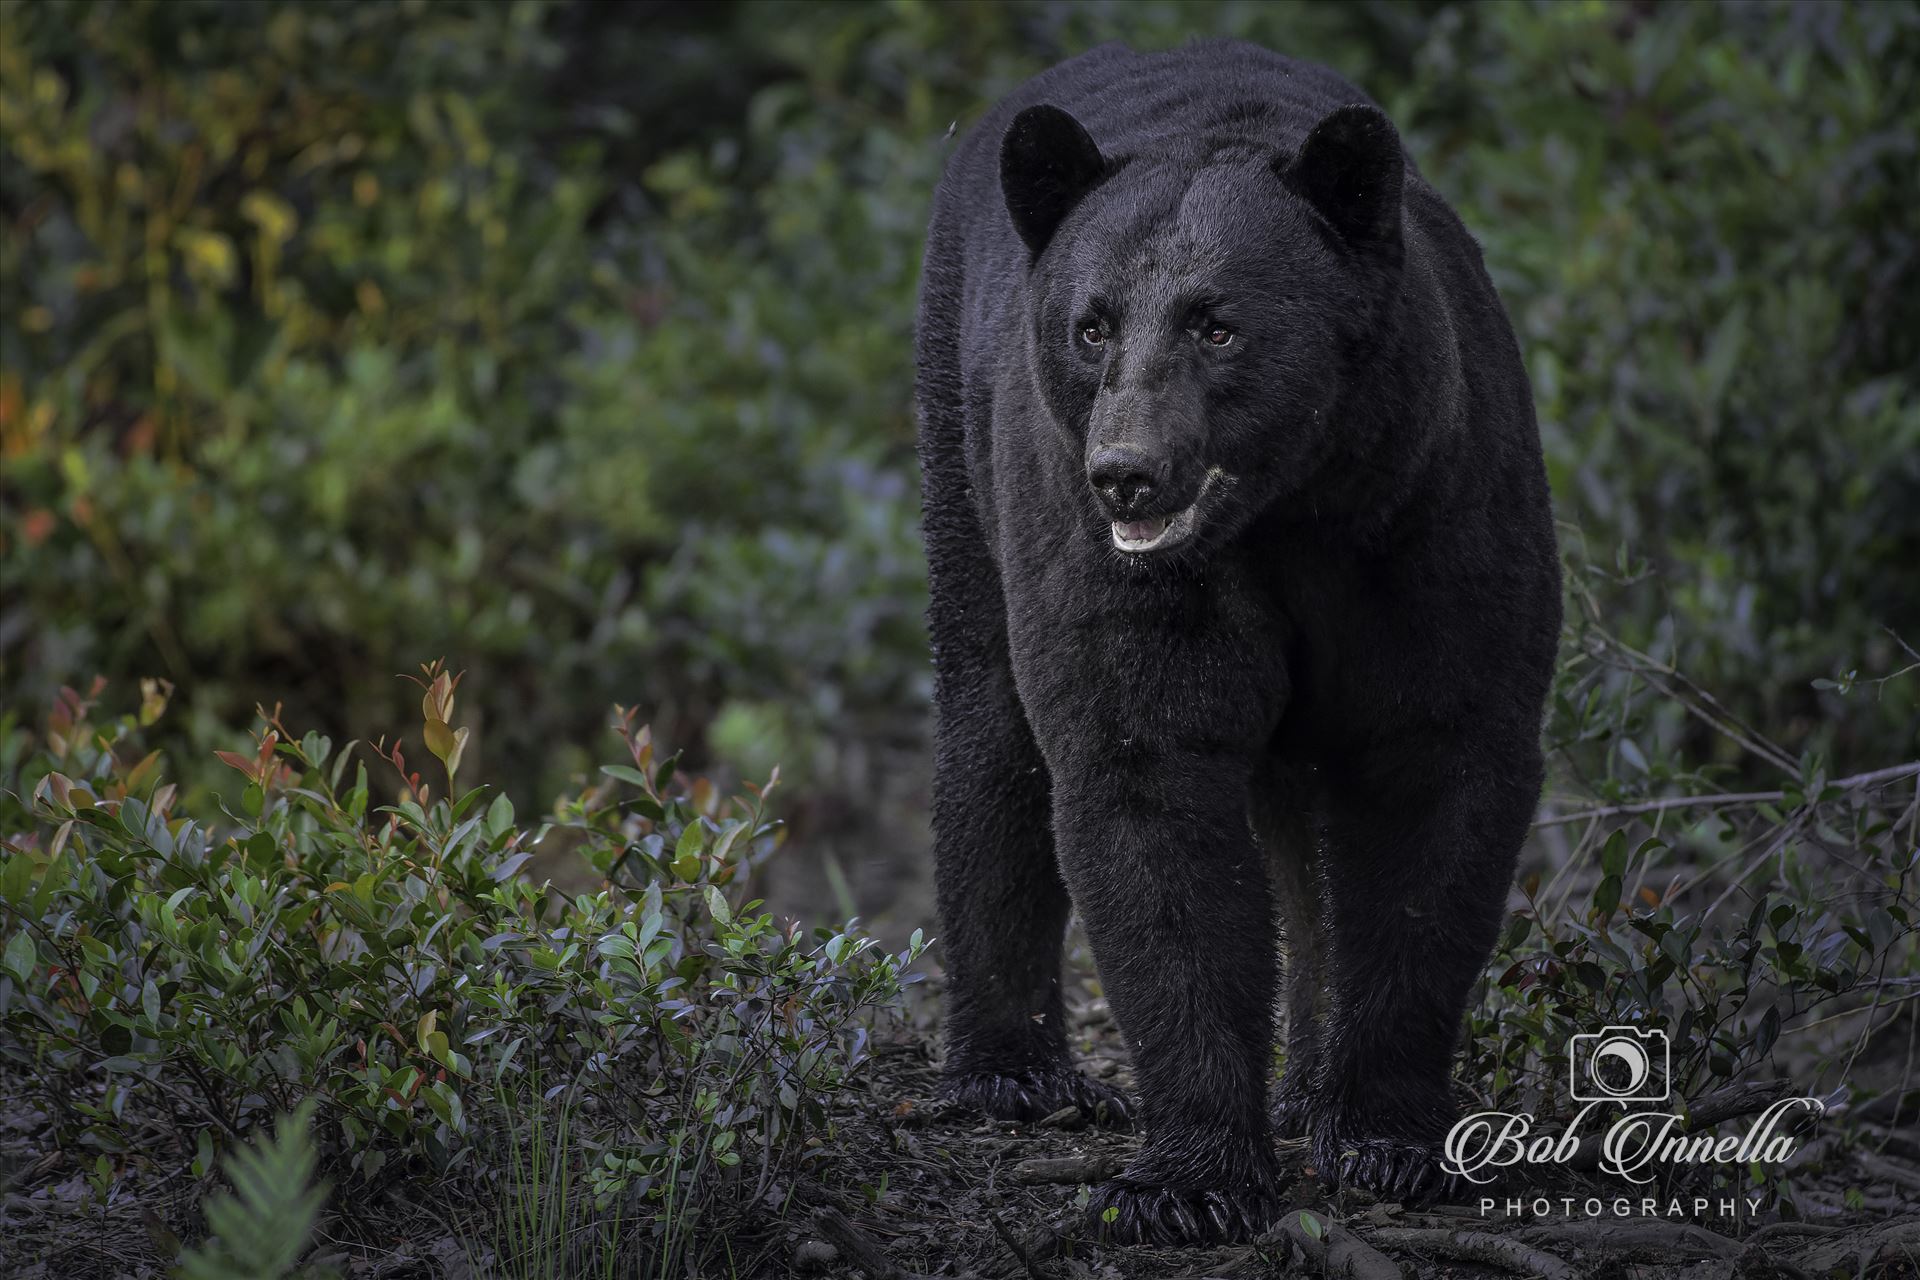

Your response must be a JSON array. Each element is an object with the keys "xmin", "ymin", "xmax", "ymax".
[{"xmin": 1251, "ymin": 766, "xmax": 1326, "ymax": 1142}]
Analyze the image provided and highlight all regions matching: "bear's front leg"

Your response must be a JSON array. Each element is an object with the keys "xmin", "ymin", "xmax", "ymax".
[
  {"xmin": 1312, "ymin": 752, "xmax": 1538, "ymax": 1203},
  {"xmin": 1052, "ymin": 755, "xmax": 1283, "ymax": 1246},
  {"xmin": 926, "ymin": 561, "xmax": 1130, "ymax": 1129}
]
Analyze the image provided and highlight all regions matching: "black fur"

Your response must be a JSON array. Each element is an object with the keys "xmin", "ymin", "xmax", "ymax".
[{"xmin": 916, "ymin": 40, "xmax": 1559, "ymax": 1244}]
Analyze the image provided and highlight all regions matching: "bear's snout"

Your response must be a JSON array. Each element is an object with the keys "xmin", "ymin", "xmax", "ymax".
[
  {"xmin": 1088, "ymin": 445, "xmax": 1209, "ymax": 554},
  {"xmin": 1087, "ymin": 445, "xmax": 1166, "ymax": 519}
]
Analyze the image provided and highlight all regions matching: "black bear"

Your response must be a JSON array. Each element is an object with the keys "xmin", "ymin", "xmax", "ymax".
[{"xmin": 916, "ymin": 40, "xmax": 1560, "ymax": 1245}]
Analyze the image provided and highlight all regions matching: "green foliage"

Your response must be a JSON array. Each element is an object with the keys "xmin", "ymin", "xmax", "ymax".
[
  {"xmin": 4, "ymin": 0, "xmax": 1913, "ymax": 812},
  {"xmin": 174, "ymin": 1100, "xmax": 332, "ymax": 1280},
  {"xmin": 1, "ymin": 0, "xmax": 932, "ymax": 804},
  {"xmin": 0, "ymin": 671, "xmax": 925, "ymax": 1258},
  {"xmin": 1459, "ymin": 537, "xmax": 1919, "ymax": 1205},
  {"xmin": 1415, "ymin": 1, "xmax": 1920, "ymax": 764}
]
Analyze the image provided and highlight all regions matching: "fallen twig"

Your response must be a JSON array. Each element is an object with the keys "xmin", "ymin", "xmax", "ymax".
[
  {"xmin": 1861, "ymin": 1122, "xmax": 1920, "ymax": 1162},
  {"xmin": 1010, "ymin": 1153, "xmax": 1125, "ymax": 1185},
  {"xmin": 1366, "ymin": 1226, "xmax": 1581, "ymax": 1280},
  {"xmin": 1790, "ymin": 1217, "xmax": 1920, "ymax": 1272},
  {"xmin": 1746, "ymin": 1222, "xmax": 1842, "ymax": 1245},
  {"xmin": 1855, "ymin": 1150, "xmax": 1920, "ymax": 1194},
  {"xmin": 988, "ymin": 1212, "xmax": 1051, "ymax": 1280},
  {"xmin": 1279, "ymin": 1211, "xmax": 1403, "ymax": 1280},
  {"xmin": 1568, "ymin": 1079, "xmax": 1793, "ymax": 1171}
]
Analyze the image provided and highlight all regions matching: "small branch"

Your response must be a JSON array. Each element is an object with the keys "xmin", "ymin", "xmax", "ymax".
[
  {"xmin": 1010, "ymin": 1153, "xmax": 1125, "ymax": 1185},
  {"xmin": 1514, "ymin": 1218, "xmax": 1742, "ymax": 1259},
  {"xmin": 1790, "ymin": 1218, "xmax": 1920, "ymax": 1273},
  {"xmin": 1533, "ymin": 760, "xmax": 1920, "ymax": 828},
  {"xmin": 1748, "ymin": 1222, "xmax": 1842, "ymax": 1245},
  {"xmin": 1856, "ymin": 1150, "xmax": 1920, "ymax": 1194},
  {"xmin": 1365, "ymin": 1227, "xmax": 1581, "ymax": 1280},
  {"xmin": 988, "ymin": 1212, "xmax": 1051, "ymax": 1280},
  {"xmin": 1568, "ymin": 1079, "xmax": 1792, "ymax": 1171}
]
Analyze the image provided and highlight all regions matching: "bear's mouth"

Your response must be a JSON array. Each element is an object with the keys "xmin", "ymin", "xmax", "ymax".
[
  {"xmin": 1111, "ymin": 506, "xmax": 1197, "ymax": 553},
  {"xmin": 1109, "ymin": 469, "xmax": 1223, "ymax": 554}
]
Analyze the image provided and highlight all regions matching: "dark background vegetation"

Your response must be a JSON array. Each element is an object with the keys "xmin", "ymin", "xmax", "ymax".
[{"xmin": 7, "ymin": 0, "xmax": 1916, "ymax": 870}]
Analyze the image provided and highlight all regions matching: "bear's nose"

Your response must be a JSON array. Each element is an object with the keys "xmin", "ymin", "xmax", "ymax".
[{"xmin": 1088, "ymin": 445, "xmax": 1161, "ymax": 516}]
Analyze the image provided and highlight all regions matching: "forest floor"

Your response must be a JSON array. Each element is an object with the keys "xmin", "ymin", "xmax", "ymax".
[
  {"xmin": 5, "ymin": 984, "xmax": 1918, "ymax": 1279},
  {"xmin": 776, "ymin": 994, "xmax": 1920, "ymax": 1280}
]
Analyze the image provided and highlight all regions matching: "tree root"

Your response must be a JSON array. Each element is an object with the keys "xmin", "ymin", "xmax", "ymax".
[
  {"xmin": 1514, "ymin": 1218, "xmax": 1744, "ymax": 1259},
  {"xmin": 1366, "ymin": 1226, "xmax": 1581, "ymax": 1280}
]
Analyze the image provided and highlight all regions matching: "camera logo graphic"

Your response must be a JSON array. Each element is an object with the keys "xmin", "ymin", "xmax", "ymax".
[{"xmin": 1569, "ymin": 1026, "xmax": 1670, "ymax": 1103}]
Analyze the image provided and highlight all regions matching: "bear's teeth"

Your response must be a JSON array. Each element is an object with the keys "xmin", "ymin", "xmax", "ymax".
[{"xmin": 1113, "ymin": 517, "xmax": 1170, "ymax": 546}]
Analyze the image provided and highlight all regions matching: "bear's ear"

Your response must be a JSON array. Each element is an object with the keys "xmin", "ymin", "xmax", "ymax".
[
  {"xmin": 1279, "ymin": 104, "xmax": 1404, "ymax": 247},
  {"xmin": 1000, "ymin": 104, "xmax": 1107, "ymax": 256}
]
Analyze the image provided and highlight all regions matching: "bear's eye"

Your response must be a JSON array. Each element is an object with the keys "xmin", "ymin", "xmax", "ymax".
[
  {"xmin": 1204, "ymin": 326, "xmax": 1234, "ymax": 347},
  {"xmin": 1080, "ymin": 326, "xmax": 1105, "ymax": 347}
]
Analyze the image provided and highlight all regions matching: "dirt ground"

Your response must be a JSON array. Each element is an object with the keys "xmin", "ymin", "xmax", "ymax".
[
  {"xmin": 6, "ymin": 978, "xmax": 1918, "ymax": 1280},
  {"xmin": 771, "ymin": 993, "xmax": 1920, "ymax": 1280}
]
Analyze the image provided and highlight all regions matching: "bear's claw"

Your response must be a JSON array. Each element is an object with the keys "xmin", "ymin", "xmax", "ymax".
[
  {"xmin": 1334, "ymin": 1137, "xmax": 1464, "ymax": 1204},
  {"xmin": 1269, "ymin": 1078, "xmax": 1314, "ymax": 1140},
  {"xmin": 941, "ymin": 1065, "xmax": 1133, "ymax": 1129},
  {"xmin": 1087, "ymin": 1177, "xmax": 1280, "ymax": 1246}
]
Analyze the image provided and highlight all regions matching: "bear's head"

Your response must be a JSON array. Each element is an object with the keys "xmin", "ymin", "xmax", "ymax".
[{"xmin": 1001, "ymin": 100, "xmax": 1406, "ymax": 558}]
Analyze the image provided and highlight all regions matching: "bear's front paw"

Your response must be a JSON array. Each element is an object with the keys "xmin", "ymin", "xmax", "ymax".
[
  {"xmin": 1087, "ymin": 1176, "xmax": 1280, "ymax": 1246},
  {"xmin": 1329, "ymin": 1136, "xmax": 1463, "ymax": 1204},
  {"xmin": 941, "ymin": 1065, "xmax": 1132, "ymax": 1129}
]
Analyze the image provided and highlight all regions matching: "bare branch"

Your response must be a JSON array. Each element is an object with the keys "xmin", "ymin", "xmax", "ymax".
[{"xmin": 1534, "ymin": 761, "xmax": 1920, "ymax": 829}]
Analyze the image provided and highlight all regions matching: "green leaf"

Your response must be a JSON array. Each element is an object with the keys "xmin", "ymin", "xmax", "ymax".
[
  {"xmin": 1867, "ymin": 907, "xmax": 1894, "ymax": 953},
  {"xmin": 193, "ymin": 1129, "xmax": 215, "ymax": 1179},
  {"xmin": 484, "ymin": 793, "xmax": 515, "ymax": 841},
  {"xmin": 1599, "ymin": 830, "xmax": 1629, "ymax": 877},
  {"xmin": 2, "ymin": 930, "xmax": 35, "ymax": 984},
  {"xmin": 424, "ymin": 717, "xmax": 456, "ymax": 762},
  {"xmin": 1592, "ymin": 874, "xmax": 1622, "ymax": 919},
  {"xmin": 673, "ymin": 822, "xmax": 705, "ymax": 880}
]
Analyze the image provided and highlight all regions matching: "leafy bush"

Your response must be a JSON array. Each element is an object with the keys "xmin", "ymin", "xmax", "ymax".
[
  {"xmin": 1413, "ymin": 0, "xmax": 1920, "ymax": 766},
  {"xmin": 5, "ymin": 1, "xmax": 1913, "ymax": 819},
  {"xmin": 1455, "ymin": 539, "xmax": 1918, "ymax": 1206},
  {"xmin": 0, "ymin": 0, "xmax": 932, "ymax": 808},
  {"xmin": 0, "ymin": 669, "xmax": 924, "ymax": 1267}
]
